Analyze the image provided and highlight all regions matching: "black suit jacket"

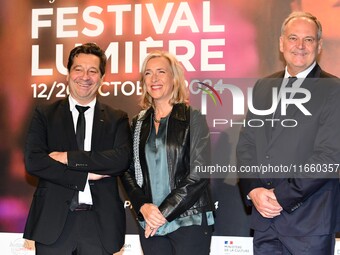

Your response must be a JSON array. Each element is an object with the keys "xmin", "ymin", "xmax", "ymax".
[
  {"xmin": 237, "ymin": 64, "xmax": 340, "ymax": 236},
  {"xmin": 23, "ymin": 98, "xmax": 132, "ymax": 253}
]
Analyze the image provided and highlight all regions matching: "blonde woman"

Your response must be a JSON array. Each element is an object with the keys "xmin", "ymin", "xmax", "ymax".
[{"xmin": 121, "ymin": 51, "xmax": 214, "ymax": 255}]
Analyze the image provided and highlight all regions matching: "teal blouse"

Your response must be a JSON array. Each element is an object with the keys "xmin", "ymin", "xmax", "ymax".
[{"xmin": 139, "ymin": 115, "xmax": 214, "ymax": 236}]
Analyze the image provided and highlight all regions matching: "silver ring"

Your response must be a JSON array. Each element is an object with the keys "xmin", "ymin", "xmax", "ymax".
[{"xmin": 150, "ymin": 227, "xmax": 154, "ymax": 230}]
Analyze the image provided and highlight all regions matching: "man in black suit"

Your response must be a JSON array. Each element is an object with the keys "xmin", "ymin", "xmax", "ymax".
[
  {"xmin": 237, "ymin": 12, "xmax": 340, "ymax": 254},
  {"xmin": 23, "ymin": 43, "xmax": 132, "ymax": 254}
]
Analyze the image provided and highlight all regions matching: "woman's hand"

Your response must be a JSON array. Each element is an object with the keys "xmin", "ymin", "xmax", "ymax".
[
  {"xmin": 140, "ymin": 203, "xmax": 167, "ymax": 238},
  {"xmin": 144, "ymin": 224, "xmax": 159, "ymax": 238}
]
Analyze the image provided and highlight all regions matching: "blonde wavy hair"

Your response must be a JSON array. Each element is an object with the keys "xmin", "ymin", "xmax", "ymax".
[{"xmin": 139, "ymin": 50, "xmax": 189, "ymax": 109}]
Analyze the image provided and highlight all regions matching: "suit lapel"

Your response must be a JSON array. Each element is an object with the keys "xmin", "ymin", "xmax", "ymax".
[
  {"xmin": 268, "ymin": 65, "xmax": 321, "ymax": 146},
  {"xmin": 91, "ymin": 101, "xmax": 105, "ymax": 150},
  {"xmin": 61, "ymin": 99, "xmax": 79, "ymax": 150},
  {"xmin": 264, "ymin": 73, "xmax": 284, "ymax": 143}
]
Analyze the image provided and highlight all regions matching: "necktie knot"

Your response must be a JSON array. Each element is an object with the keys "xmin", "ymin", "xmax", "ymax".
[
  {"xmin": 286, "ymin": 76, "xmax": 297, "ymax": 88},
  {"xmin": 76, "ymin": 105, "xmax": 90, "ymax": 114}
]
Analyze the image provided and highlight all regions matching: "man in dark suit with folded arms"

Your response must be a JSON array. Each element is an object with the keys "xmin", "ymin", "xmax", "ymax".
[
  {"xmin": 237, "ymin": 12, "xmax": 340, "ymax": 254},
  {"xmin": 23, "ymin": 43, "xmax": 132, "ymax": 254}
]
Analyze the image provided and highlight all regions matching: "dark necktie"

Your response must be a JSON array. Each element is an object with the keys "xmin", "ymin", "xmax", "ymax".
[
  {"xmin": 70, "ymin": 105, "xmax": 90, "ymax": 211},
  {"xmin": 273, "ymin": 76, "xmax": 297, "ymax": 128},
  {"xmin": 75, "ymin": 105, "xmax": 90, "ymax": 150},
  {"xmin": 284, "ymin": 76, "xmax": 297, "ymax": 100}
]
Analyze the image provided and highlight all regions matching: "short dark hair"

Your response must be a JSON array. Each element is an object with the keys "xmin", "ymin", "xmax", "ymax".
[{"xmin": 67, "ymin": 43, "xmax": 107, "ymax": 77}]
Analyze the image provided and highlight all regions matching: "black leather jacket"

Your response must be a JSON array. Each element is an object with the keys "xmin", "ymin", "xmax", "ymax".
[{"xmin": 121, "ymin": 103, "xmax": 214, "ymax": 222}]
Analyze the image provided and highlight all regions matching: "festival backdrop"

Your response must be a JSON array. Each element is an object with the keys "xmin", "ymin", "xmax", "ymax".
[{"xmin": 1, "ymin": 0, "xmax": 340, "ymax": 240}]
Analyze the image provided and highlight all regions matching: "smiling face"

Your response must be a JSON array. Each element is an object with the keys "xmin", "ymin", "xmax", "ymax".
[
  {"xmin": 67, "ymin": 53, "xmax": 102, "ymax": 105},
  {"xmin": 143, "ymin": 56, "xmax": 174, "ymax": 106},
  {"xmin": 279, "ymin": 17, "xmax": 322, "ymax": 75}
]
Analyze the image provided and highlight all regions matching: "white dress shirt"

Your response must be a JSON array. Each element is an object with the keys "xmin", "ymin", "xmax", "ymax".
[
  {"xmin": 273, "ymin": 61, "xmax": 316, "ymax": 117},
  {"xmin": 69, "ymin": 95, "xmax": 96, "ymax": 205}
]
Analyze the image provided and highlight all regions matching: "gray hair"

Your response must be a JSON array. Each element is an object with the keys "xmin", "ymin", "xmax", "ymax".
[{"xmin": 281, "ymin": 12, "xmax": 322, "ymax": 40}]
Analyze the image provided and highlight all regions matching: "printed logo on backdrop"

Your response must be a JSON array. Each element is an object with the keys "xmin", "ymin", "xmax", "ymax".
[
  {"xmin": 121, "ymin": 243, "xmax": 132, "ymax": 253},
  {"xmin": 31, "ymin": 1, "xmax": 227, "ymax": 100},
  {"xmin": 10, "ymin": 238, "xmax": 32, "ymax": 255},
  {"xmin": 124, "ymin": 200, "xmax": 133, "ymax": 209},
  {"xmin": 120, "ymin": 235, "xmax": 144, "ymax": 255},
  {"xmin": 223, "ymin": 239, "xmax": 251, "ymax": 255}
]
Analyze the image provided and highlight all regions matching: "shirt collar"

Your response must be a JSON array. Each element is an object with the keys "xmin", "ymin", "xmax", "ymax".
[
  {"xmin": 284, "ymin": 61, "xmax": 316, "ymax": 79},
  {"xmin": 68, "ymin": 95, "xmax": 96, "ymax": 111}
]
